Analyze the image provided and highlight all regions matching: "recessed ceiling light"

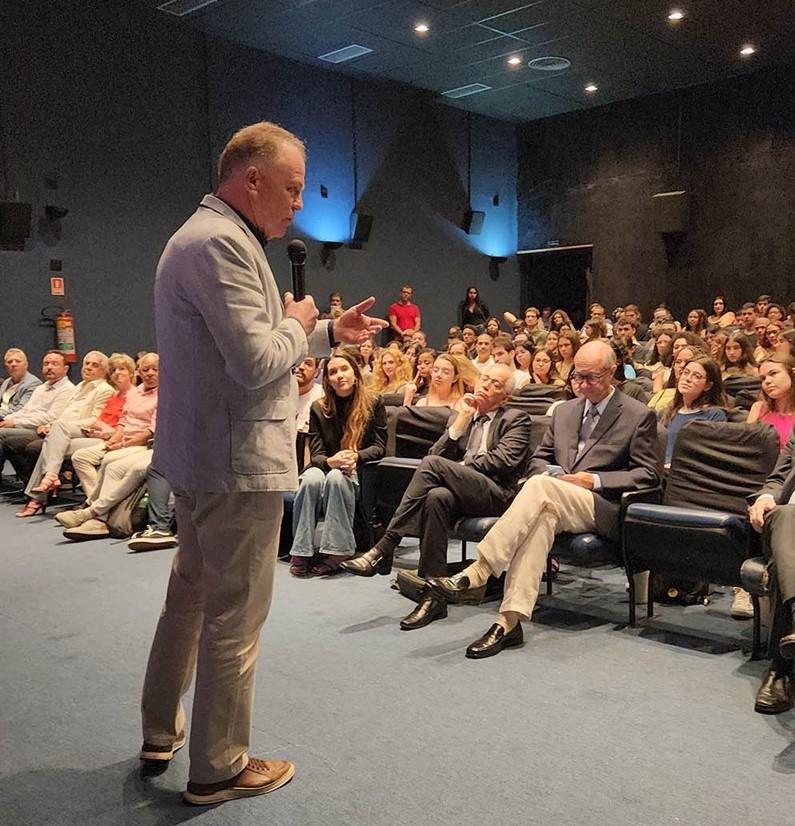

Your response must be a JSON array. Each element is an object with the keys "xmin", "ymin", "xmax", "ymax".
[
  {"xmin": 740, "ymin": 44, "xmax": 756, "ymax": 56},
  {"xmin": 527, "ymin": 56, "xmax": 571, "ymax": 72},
  {"xmin": 667, "ymin": 9, "xmax": 685, "ymax": 22},
  {"xmin": 508, "ymin": 56, "xmax": 522, "ymax": 66},
  {"xmin": 584, "ymin": 83, "xmax": 598, "ymax": 93},
  {"xmin": 414, "ymin": 22, "xmax": 429, "ymax": 34}
]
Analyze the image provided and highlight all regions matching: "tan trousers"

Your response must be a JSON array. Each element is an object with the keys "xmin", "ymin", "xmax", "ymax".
[
  {"xmin": 71, "ymin": 444, "xmax": 144, "ymax": 501},
  {"xmin": 477, "ymin": 475, "xmax": 596, "ymax": 619},
  {"xmin": 141, "ymin": 489, "xmax": 283, "ymax": 784}
]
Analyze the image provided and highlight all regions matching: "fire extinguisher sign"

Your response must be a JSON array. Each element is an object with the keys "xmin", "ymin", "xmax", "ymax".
[{"xmin": 50, "ymin": 276, "xmax": 65, "ymax": 296}]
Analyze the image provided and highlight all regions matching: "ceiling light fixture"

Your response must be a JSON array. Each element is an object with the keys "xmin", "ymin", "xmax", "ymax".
[
  {"xmin": 508, "ymin": 56, "xmax": 522, "ymax": 66},
  {"xmin": 584, "ymin": 83, "xmax": 598, "ymax": 93},
  {"xmin": 667, "ymin": 9, "xmax": 685, "ymax": 21},
  {"xmin": 740, "ymin": 44, "xmax": 756, "ymax": 56},
  {"xmin": 414, "ymin": 22, "xmax": 429, "ymax": 34}
]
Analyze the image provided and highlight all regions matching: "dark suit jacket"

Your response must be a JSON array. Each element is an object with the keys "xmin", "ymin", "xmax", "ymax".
[
  {"xmin": 429, "ymin": 406, "xmax": 531, "ymax": 498},
  {"xmin": 528, "ymin": 390, "xmax": 661, "ymax": 541},
  {"xmin": 755, "ymin": 427, "xmax": 795, "ymax": 504}
]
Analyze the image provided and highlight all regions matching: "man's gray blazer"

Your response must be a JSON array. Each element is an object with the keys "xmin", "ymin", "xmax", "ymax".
[
  {"xmin": 0, "ymin": 371, "xmax": 42, "ymax": 420},
  {"xmin": 153, "ymin": 194, "xmax": 331, "ymax": 493},
  {"xmin": 528, "ymin": 390, "xmax": 661, "ymax": 541}
]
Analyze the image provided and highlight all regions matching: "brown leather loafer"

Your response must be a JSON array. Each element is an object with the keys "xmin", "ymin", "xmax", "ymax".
[
  {"xmin": 754, "ymin": 668, "xmax": 794, "ymax": 715},
  {"xmin": 183, "ymin": 758, "xmax": 295, "ymax": 806},
  {"xmin": 139, "ymin": 731, "xmax": 187, "ymax": 761}
]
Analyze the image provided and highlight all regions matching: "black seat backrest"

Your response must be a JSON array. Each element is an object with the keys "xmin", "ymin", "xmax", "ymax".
[
  {"xmin": 508, "ymin": 383, "xmax": 566, "ymax": 416},
  {"xmin": 723, "ymin": 375, "xmax": 762, "ymax": 411},
  {"xmin": 393, "ymin": 405, "xmax": 452, "ymax": 459},
  {"xmin": 664, "ymin": 420, "xmax": 780, "ymax": 515}
]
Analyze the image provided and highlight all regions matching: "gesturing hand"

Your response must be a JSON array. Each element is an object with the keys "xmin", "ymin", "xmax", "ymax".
[{"xmin": 333, "ymin": 297, "xmax": 389, "ymax": 344}]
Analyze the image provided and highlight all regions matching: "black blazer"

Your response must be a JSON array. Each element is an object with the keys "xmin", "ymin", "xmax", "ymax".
[
  {"xmin": 308, "ymin": 396, "xmax": 387, "ymax": 473},
  {"xmin": 755, "ymin": 427, "xmax": 795, "ymax": 504},
  {"xmin": 429, "ymin": 406, "xmax": 531, "ymax": 497}
]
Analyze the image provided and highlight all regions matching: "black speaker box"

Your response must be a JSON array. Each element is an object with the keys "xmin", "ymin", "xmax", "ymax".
[
  {"xmin": 462, "ymin": 209, "xmax": 485, "ymax": 235},
  {"xmin": 349, "ymin": 211, "xmax": 373, "ymax": 248},
  {"xmin": 653, "ymin": 191, "xmax": 689, "ymax": 234},
  {"xmin": 0, "ymin": 202, "xmax": 33, "ymax": 249}
]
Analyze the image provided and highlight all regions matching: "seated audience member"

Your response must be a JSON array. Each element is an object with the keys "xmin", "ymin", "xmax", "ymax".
[
  {"xmin": 707, "ymin": 327, "xmax": 729, "ymax": 363},
  {"xmin": 523, "ymin": 307, "xmax": 546, "ymax": 345},
  {"xmin": 684, "ymin": 308, "xmax": 709, "ymax": 338},
  {"xmin": 461, "ymin": 325, "xmax": 478, "ymax": 358},
  {"xmin": 446, "ymin": 326, "xmax": 462, "ymax": 348},
  {"xmin": 747, "ymin": 354, "xmax": 795, "ymax": 450},
  {"xmin": 610, "ymin": 342, "xmax": 649, "ymax": 403},
  {"xmin": 556, "ymin": 330, "xmax": 580, "ymax": 382},
  {"xmin": 648, "ymin": 345, "xmax": 699, "ymax": 413},
  {"xmin": 0, "ymin": 353, "xmax": 74, "ymax": 479},
  {"xmin": 661, "ymin": 356, "xmax": 727, "ymax": 466},
  {"xmin": 645, "ymin": 332, "xmax": 674, "ymax": 386},
  {"xmin": 403, "ymin": 348, "xmax": 437, "ymax": 405},
  {"xmin": 0, "ymin": 349, "xmax": 41, "ymax": 421},
  {"xmin": 737, "ymin": 303, "xmax": 758, "ymax": 343},
  {"xmin": 540, "ymin": 306, "xmax": 553, "ymax": 331},
  {"xmin": 491, "ymin": 335, "xmax": 528, "ymax": 391},
  {"xmin": 320, "ymin": 291, "xmax": 343, "ymax": 320},
  {"xmin": 17, "ymin": 353, "xmax": 134, "ymax": 517},
  {"xmin": 767, "ymin": 303, "xmax": 786, "ymax": 324},
  {"xmin": 580, "ymin": 303, "xmax": 613, "ymax": 338},
  {"xmin": 513, "ymin": 341, "xmax": 533, "ymax": 384},
  {"xmin": 471, "ymin": 333, "xmax": 495, "ymax": 374},
  {"xmin": 543, "ymin": 329, "xmax": 560, "ymax": 356},
  {"xmin": 748, "ymin": 424, "xmax": 795, "ymax": 713},
  {"xmin": 755, "ymin": 294, "xmax": 772, "ymax": 318},
  {"xmin": 721, "ymin": 331, "xmax": 758, "ymax": 378},
  {"xmin": 549, "ymin": 308, "xmax": 574, "ymax": 333},
  {"xmin": 786, "ymin": 303, "xmax": 795, "ymax": 331},
  {"xmin": 448, "ymin": 340, "xmax": 469, "ymax": 358},
  {"xmin": 707, "ymin": 295, "xmax": 736, "ymax": 328},
  {"xmin": 427, "ymin": 341, "xmax": 660, "ymax": 658},
  {"xmin": 612, "ymin": 316, "xmax": 637, "ymax": 349},
  {"xmin": 622, "ymin": 305, "xmax": 648, "ymax": 341},
  {"xmin": 582, "ymin": 317, "xmax": 608, "ymax": 343},
  {"xmin": 459, "ymin": 286, "xmax": 490, "ymax": 330},
  {"xmin": 410, "ymin": 330, "xmax": 428, "ymax": 349},
  {"xmin": 754, "ymin": 321, "xmax": 783, "ymax": 364},
  {"xmin": 288, "ymin": 352, "xmax": 386, "ymax": 577},
  {"xmin": 68, "ymin": 353, "xmax": 159, "ymax": 503},
  {"xmin": 343, "ymin": 364, "xmax": 530, "ymax": 630},
  {"xmin": 1, "ymin": 351, "xmax": 110, "ymax": 485},
  {"xmin": 359, "ymin": 339, "xmax": 376, "ymax": 378},
  {"xmin": 530, "ymin": 348, "xmax": 565, "ymax": 386},
  {"xmin": 654, "ymin": 332, "xmax": 707, "ymax": 392},
  {"xmin": 127, "ymin": 464, "xmax": 177, "ymax": 552},
  {"xmin": 295, "ymin": 357, "xmax": 323, "ymax": 435},
  {"xmin": 402, "ymin": 341, "xmax": 420, "ymax": 373},
  {"xmin": 371, "ymin": 347, "xmax": 411, "ymax": 395},
  {"xmin": 776, "ymin": 329, "xmax": 795, "ymax": 358},
  {"xmin": 412, "ymin": 354, "xmax": 466, "ymax": 410},
  {"xmin": 485, "ymin": 317, "xmax": 502, "ymax": 338}
]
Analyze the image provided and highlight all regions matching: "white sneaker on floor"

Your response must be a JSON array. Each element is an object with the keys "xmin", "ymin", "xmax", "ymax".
[
  {"xmin": 731, "ymin": 587, "xmax": 754, "ymax": 619},
  {"xmin": 128, "ymin": 526, "xmax": 178, "ymax": 552}
]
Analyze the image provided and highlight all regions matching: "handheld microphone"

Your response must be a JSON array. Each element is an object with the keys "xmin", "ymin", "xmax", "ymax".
[{"xmin": 287, "ymin": 239, "xmax": 307, "ymax": 301}]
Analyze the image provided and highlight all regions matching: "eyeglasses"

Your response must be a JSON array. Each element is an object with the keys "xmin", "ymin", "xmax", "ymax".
[
  {"xmin": 570, "ymin": 369, "xmax": 609, "ymax": 385},
  {"xmin": 680, "ymin": 368, "xmax": 707, "ymax": 381}
]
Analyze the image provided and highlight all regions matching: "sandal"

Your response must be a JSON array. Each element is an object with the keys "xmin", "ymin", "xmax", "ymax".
[
  {"xmin": 311, "ymin": 555, "xmax": 352, "ymax": 577},
  {"xmin": 289, "ymin": 556, "xmax": 313, "ymax": 578},
  {"xmin": 31, "ymin": 473, "xmax": 62, "ymax": 494},
  {"xmin": 15, "ymin": 499, "xmax": 47, "ymax": 518}
]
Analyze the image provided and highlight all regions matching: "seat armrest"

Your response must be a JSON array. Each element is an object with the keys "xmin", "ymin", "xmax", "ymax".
[{"xmin": 620, "ymin": 486, "xmax": 662, "ymax": 519}]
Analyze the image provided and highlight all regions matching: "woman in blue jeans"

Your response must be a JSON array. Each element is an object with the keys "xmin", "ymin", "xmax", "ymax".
[{"xmin": 290, "ymin": 350, "xmax": 387, "ymax": 577}]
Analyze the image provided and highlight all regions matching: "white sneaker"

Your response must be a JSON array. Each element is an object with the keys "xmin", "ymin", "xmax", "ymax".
[
  {"xmin": 128, "ymin": 526, "xmax": 178, "ymax": 552},
  {"xmin": 730, "ymin": 587, "xmax": 754, "ymax": 619}
]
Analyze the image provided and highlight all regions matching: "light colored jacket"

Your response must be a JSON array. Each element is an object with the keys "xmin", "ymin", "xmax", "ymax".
[
  {"xmin": 57, "ymin": 379, "xmax": 114, "ymax": 429},
  {"xmin": 0, "ymin": 371, "xmax": 42, "ymax": 420},
  {"xmin": 153, "ymin": 194, "xmax": 331, "ymax": 493}
]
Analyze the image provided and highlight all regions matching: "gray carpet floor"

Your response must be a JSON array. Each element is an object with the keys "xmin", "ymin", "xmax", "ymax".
[{"xmin": 1, "ymin": 502, "xmax": 793, "ymax": 826}]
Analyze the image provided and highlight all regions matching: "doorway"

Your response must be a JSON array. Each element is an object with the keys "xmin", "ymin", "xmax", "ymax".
[{"xmin": 518, "ymin": 245, "xmax": 593, "ymax": 330}]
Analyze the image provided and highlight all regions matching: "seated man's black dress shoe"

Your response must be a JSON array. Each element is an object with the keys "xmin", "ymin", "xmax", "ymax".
[
  {"xmin": 341, "ymin": 547, "xmax": 392, "ymax": 577},
  {"xmin": 400, "ymin": 594, "xmax": 447, "ymax": 630},
  {"xmin": 754, "ymin": 668, "xmax": 794, "ymax": 715},
  {"xmin": 779, "ymin": 631, "xmax": 795, "ymax": 661},
  {"xmin": 426, "ymin": 572, "xmax": 486, "ymax": 605},
  {"xmin": 465, "ymin": 622, "xmax": 524, "ymax": 660}
]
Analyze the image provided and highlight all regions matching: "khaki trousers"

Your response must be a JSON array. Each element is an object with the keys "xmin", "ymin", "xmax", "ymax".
[
  {"xmin": 477, "ymin": 475, "xmax": 596, "ymax": 619},
  {"xmin": 141, "ymin": 489, "xmax": 283, "ymax": 784},
  {"xmin": 71, "ymin": 444, "xmax": 143, "ymax": 501}
]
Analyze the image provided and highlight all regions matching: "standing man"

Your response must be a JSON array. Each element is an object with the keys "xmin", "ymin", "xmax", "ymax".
[
  {"xmin": 388, "ymin": 284, "xmax": 421, "ymax": 343},
  {"xmin": 140, "ymin": 121, "xmax": 385, "ymax": 806}
]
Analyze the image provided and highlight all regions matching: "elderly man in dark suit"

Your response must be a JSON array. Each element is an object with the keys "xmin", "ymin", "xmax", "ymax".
[
  {"xmin": 140, "ymin": 121, "xmax": 385, "ymax": 806},
  {"xmin": 430, "ymin": 340, "xmax": 660, "ymax": 659},
  {"xmin": 748, "ymin": 429, "xmax": 795, "ymax": 714},
  {"xmin": 343, "ymin": 363, "xmax": 531, "ymax": 630}
]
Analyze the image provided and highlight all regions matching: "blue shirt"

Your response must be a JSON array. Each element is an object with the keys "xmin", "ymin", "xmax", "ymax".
[{"xmin": 665, "ymin": 407, "xmax": 727, "ymax": 464}]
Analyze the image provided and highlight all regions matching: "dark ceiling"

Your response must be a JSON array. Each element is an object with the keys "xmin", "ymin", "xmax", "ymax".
[{"xmin": 145, "ymin": 0, "xmax": 795, "ymax": 122}]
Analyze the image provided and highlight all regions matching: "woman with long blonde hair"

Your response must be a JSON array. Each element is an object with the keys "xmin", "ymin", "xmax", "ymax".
[
  {"xmin": 371, "ymin": 346, "xmax": 412, "ymax": 394},
  {"xmin": 289, "ymin": 351, "xmax": 387, "ymax": 577}
]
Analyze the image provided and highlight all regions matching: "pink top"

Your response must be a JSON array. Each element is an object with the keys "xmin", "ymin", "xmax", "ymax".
[
  {"xmin": 118, "ymin": 384, "xmax": 158, "ymax": 439},
  {"xmin": 760, "ymin": 409, "xmax": 795, "ymax": 450}
]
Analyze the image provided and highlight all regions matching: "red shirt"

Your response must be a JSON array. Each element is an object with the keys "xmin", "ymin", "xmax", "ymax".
[
  {"xmin": 97, "ymin": 392, "xmax": 126, "ymax": 428},
  {"xmin": 389, "ymin": 301, "xmax": 420, "ymax": 333}
]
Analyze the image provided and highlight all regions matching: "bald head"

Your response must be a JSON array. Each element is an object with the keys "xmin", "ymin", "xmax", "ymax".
[{"xmin": 572, "ymin": 340, "xmax": 616, "ymax": 404}]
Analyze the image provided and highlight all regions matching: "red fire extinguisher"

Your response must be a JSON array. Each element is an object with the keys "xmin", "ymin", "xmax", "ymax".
[{"xmin": 55, "ymin": 309, "xmax": 77, "ymax": 363}]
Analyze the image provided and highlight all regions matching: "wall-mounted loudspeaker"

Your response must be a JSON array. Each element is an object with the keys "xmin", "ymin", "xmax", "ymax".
[
  {"xmin": 349, "ymin": 211, "xmax": 373, "ymax": 249},
  {"xmin": 0, "ymin": 202, "xmax": 33, "ymax": 250},
  {"xmin": 462, "ymin": 209, "xmax": 485, "ymax": 235},
  {"xmin": 653, "ymin": 190, "xmax": 689, "ymax": 234}
]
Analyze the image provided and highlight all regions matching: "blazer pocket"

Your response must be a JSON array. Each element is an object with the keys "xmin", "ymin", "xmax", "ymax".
[{"xmin": 229, "ymin": 398, "xmax": 292, "ymax": 475}]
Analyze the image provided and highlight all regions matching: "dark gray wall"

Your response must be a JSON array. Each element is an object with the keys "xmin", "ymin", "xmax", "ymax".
[
  {"xmin": 517, "ymin": 63, "xmax": 795, "ymax": 322},
  {"xmin": 0, "ymin": 0, "xmax": 519, "ymax": 366}
]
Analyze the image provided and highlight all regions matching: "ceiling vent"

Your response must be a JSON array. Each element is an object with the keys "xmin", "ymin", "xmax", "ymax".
[
  {"xmin": 441, "ymin": 83, "xmax": 492, "ymax": 99},
  {"xmin": 318, "ymin": 44, "xmax": 374, "ymax": 64},
  {"xmin": 527, "ymin": 56, "xmax": 571, "ymax": 71},
  {"xmin": 157, "ymin": 0, "xmax": 218, "ymax": 16}
]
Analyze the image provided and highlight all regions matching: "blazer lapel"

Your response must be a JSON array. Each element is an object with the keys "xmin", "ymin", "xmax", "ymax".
[
  {"xmin": 486, "ymin": 409, "xmax": 505, "ymax": 451},
  {"xmin": 573, "ymin": 392, "xmax": 623, "ymax": 467}
]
